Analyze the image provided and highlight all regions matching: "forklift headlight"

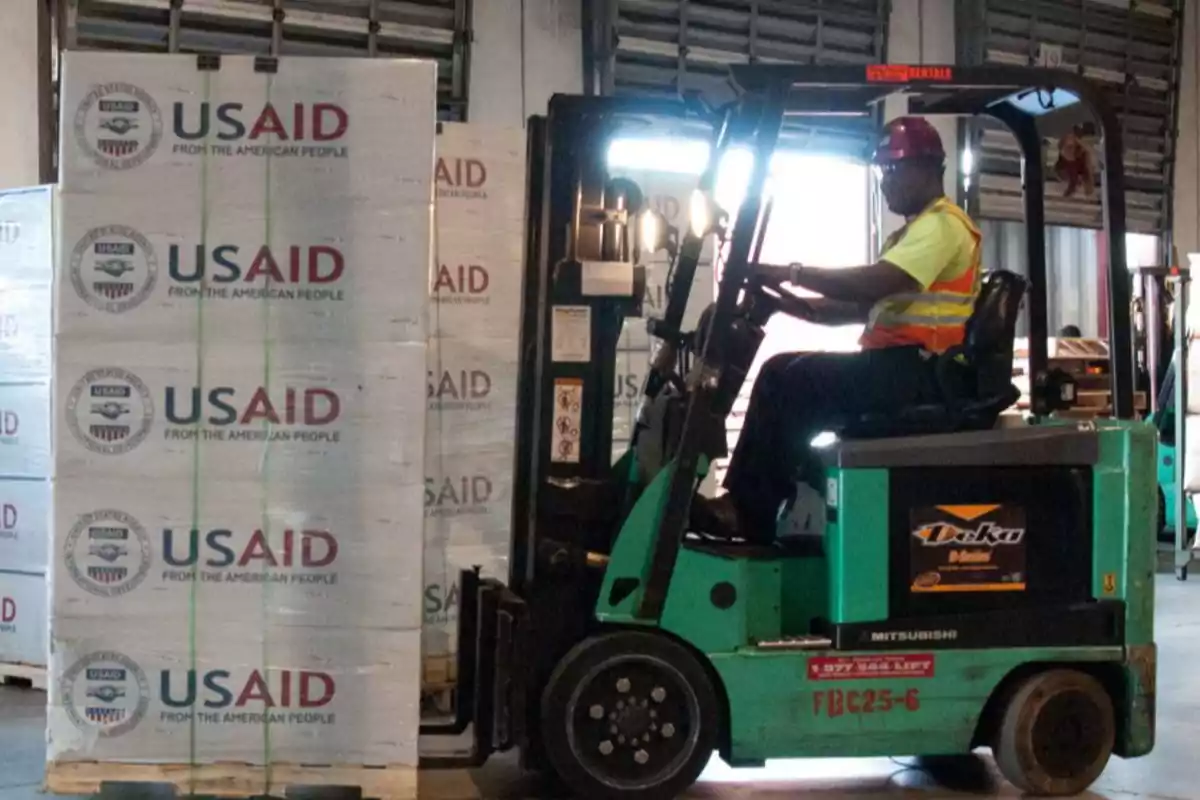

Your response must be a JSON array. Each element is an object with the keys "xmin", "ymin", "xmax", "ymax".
[
  {"xmin": 638, "ymin": 209, "xmax": 667, "ymax": 256},
  {"xmin": 689, "ymin": 188, "xmax": 712, "ymax": 238}
]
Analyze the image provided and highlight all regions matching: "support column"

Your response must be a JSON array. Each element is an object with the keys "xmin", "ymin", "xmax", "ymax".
[{"xmin": 0, "ymin": 0, "xmax": 46, "ymax": 188}]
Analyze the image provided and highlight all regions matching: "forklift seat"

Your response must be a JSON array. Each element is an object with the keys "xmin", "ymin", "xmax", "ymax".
[{"xmin": 840, "ymin": 270, "xmax": 1027, "ymax": 439}]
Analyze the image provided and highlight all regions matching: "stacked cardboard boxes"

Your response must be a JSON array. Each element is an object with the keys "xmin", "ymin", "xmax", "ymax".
[
  {"xmin": 49, "ymin": 53, "xmax": 434, "ymax": 770},
  {"xmin": 0, "ymin": 186, "xmax": 54, "ymax": 674},
  {"xmin": 421, "ymin": 125, "xmax": 525, "ymax": 711}
]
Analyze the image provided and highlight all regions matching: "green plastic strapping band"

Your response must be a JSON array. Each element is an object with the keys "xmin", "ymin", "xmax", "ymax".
[
  {"xmin": 187, "ymin": 67, "xmax": 213, "ymax": 794},
  {"xmin": 259, "ymin": 70, "xmax": 276, "ymax": 791}
]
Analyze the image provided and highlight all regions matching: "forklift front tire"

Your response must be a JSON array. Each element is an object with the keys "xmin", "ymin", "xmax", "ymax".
[
  {"xmin": 540, "ymin": 630, "xmax": 720, "ymax": 800},
  {"xmin": 994, "ymin": 668, "xmax": 1115, "ymax": 796}
]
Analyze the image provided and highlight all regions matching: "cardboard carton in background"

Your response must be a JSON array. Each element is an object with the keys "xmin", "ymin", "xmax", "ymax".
[
  {"xmin": 51, "ymin": 475, "xmax": 424, "ymax": 631},
  {"xmin": 53, "ymin": 341, "xmax": 427, "ymax": 483},
  {"xmin": 48, "ymin": 617, "xmax": 420, "ymax": 765},
  {"xmin": 435, "ymin": 124, "xmax": 527, "ymax": 227},
  {"xmin": 58, "ymin": 53, "xmax": 438, "ymax": 210},
  {"xmin": 0, "ymin": 478, "xmax": 51, "ymax": 575},
  {"xmin": 0, "ymin": 285, "xmax": 53, "ymax": 382},
  {"xmin": 0, "ymin": 382, "xmax": 52, "ymax": 479},
  {"xmin": 0, "ymin": 571, "xmax": 47, "ymax": 666},
  {"xmin": 55, "ymin": 194, "xmax": 431, "ymax": 345},
  {"xmin": 429, "ymin": 230, "xmax": 524, "ymax": 341},
  {"xmin": 0, "ymin": 186, "xmax": 55, "ymax": 286},
  {"xmin": 426, "ymin": 337, "xmax": 519, "ymax": 454},
  {"xmin": 423, "ymin": 445, "xmax": 513, "ymax": 551}
]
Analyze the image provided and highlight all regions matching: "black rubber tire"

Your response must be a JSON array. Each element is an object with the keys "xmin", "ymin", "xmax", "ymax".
[
  {"xmin": 540, "ymin": 630, "xmax": 720, "ymax": 800},
  {"xmin": 994, "ymin": 669, "xmax": 1115, "ymax": 796}
]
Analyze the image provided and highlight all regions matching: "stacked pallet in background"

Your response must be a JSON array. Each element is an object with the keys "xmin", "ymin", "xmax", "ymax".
[
  {"xmin": 421, "ymin": 124, "xmax": 525, "ymax": 718},
  {"xmin": 0, "ymin": 186, "xmax": 54, "ymax": 688},
  {"xmin": 47, "ymin": 52, "xmax": 434, "ymax": 796}
]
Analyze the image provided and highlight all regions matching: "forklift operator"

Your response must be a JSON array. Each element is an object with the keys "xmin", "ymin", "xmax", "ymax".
[{"xmin": 703, "ymin": 117, "xmax": 983, "ymax": 541}]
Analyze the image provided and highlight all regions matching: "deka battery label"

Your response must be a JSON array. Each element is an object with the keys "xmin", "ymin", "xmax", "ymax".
[{"xmin": 908, "ymin": 504, "xmax": 1028, "ymax": 593}]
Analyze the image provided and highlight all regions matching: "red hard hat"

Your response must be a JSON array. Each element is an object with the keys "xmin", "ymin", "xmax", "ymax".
[{"xmin": 872, "ymin": 116, "xmax": 945, "ymax": 164}]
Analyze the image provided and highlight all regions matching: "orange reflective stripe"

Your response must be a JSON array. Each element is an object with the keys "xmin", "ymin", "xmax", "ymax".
[{"xmin": 861, "ymin": 198, "xmax": 982, "ymax": 354}]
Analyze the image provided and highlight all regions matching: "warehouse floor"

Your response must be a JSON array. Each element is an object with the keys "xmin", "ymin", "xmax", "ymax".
[{"xmin": 2, "ymin": 575, "xmax": 1197, "ymax": 800}]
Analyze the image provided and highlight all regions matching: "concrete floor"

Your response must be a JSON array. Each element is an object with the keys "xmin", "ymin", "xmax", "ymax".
[{"xmin": 3, "ymin": 575, "xmax": 1197, "ymax": 800}]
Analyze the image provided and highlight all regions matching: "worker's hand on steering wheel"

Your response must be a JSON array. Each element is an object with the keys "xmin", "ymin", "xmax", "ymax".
[
  {"xmin": 752, "ymin": 262, "xmax": 799, "ymax": 286},
  {"xmin": 747, "ymin": 263, "xmax": 815, "ymax": 321}
]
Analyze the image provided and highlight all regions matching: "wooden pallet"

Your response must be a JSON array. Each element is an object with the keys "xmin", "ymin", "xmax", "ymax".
[
  {"xmin": 44, "ymin": 761, "xmax": 439, "ymax": 799},
  {"xmin": 0, "ymin": 661, "xmax": 46, "ymax": 690},
  {"xmin": 421, "ymin": 655, "xmax": 457, "ymax": 719}
]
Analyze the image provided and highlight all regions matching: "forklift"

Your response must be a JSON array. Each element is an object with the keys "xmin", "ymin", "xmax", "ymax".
[
  {"xmin": 1132, "ymin": 263, "xmax": 1197, "ymax": 574},
  {"xmin": 420, "ymin": 65, "xmax": 1157, "ymax": 799}
]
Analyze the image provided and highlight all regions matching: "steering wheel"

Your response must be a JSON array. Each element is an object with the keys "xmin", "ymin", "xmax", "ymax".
[{"xmin": 749, "ymin": 275, "xmax": 817, "ymax": 322}]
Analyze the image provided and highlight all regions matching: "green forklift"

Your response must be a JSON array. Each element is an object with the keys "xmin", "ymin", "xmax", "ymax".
[{"xmin": 420, "ymin": 65, "xmax": 1157, "ymax": 798}]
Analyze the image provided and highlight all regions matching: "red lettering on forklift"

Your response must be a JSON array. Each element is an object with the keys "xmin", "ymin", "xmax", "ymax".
[
  {"xmin": 813, "ymin": 688, "xmax": 921, "ymax": 717},
  {"xmin": 808, "ymin": 654, "xmax": 935, "ymax": 681},
  {"xmin": 866, "ymin": 64, "xmax": 954, "ymax": 83}
]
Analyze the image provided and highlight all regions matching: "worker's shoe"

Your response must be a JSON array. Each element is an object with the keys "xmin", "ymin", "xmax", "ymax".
[
  {"xmin": 691, "ymin": 494, "xmax": 772, "ymax": 544},
  {"xmin": 690, "ymin": 494, "xmax": 739, "ymax": 539}
]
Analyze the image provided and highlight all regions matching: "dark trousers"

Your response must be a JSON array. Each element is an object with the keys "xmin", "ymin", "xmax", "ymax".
[{"xmin": 723, "ymin": 346, "xmax": 941, "ymax": 537}]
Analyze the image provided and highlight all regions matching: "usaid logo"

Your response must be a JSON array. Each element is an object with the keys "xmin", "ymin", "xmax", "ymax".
[
  {"xmin": 64, "ymin": 509, "xmax": 152, "ymax": 597},
  {"xmin": 432, "ymin": 263, "xmax": 490, "ymax": 305},
  {"xmin": 73, "ymin": 83, "xmax": 163, "ymax": 170},
  {"xmin": 65, "ymin": 367, "xmax": 154, "ymax": 455},
  {"xmin": 614, "ymin": 372, "xmax": 646, "ymax": 408},
  {"xmin": 61, "ymin": 650, "xmax": 150, "ymax": 737},
  {"xmin": 425, "ymin": 474, "xmax": 494, "ymax": 518},
  {"xmin": 0, "ymin": 503, "xmax": 19, "ymax": 543},
  {"xmin": 428, "ymin": 368, "xmax": 492, "ymax": 413},
  {"xmin": 70, "ymin": 225, "xmax": 158, "ymax": 313},
  {"xmin": 0, "ymin": 409, "xmax": 18, "ymax": 444},
  {"xmin": 0, "ymin": 221, "xmax": 20, "ymax": 245},
  {"xmin": 436, "ymin": 157, "xmax": 488, "ymax": 200},
  {"xmin": 0, "ymin": 595, "xmax": 14, "ymax": 633}
]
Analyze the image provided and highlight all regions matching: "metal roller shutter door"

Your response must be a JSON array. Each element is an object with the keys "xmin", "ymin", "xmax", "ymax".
[
  {"xmin": 597, "ymin": 0, "xmax": 890, "ymax": 156},
  {"xmin": 959, "ymin": 0, "xmax": 1183, "ymax": 234},
  {"xmin": 59, "ymin": 1, "xmax": 470, "ymax": 117}
]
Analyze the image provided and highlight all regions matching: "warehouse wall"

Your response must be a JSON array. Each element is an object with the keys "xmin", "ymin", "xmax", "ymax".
[
  {"xmin": 0, "ymin": 0, "xmax": 43, "ymax": 189},
  {"xmin": 469, "ymin": 0, "xmax": 583, "ymax": 128},
  {"xmin": 1173, "ymin": 1, "xmax": 1199, "ymax": 261}
]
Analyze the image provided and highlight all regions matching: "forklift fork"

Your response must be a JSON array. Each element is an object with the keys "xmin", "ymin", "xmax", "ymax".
[{"xmin": 418, "ymin": 569, "xmax": 530, "ymax": 767}]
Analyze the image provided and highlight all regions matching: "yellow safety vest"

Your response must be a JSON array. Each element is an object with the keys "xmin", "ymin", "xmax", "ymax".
[{"xmin": 860, "ymin": 198, "xmax": 982, "ymax": 354}]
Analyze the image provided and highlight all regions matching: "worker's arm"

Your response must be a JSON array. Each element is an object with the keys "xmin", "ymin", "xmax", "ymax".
[
  {"xmin": 805, "ymin": 297, "xmax": 872, "ymax": 325},
  {"xmin": 754, "ymin": 208, "xmax": 959, "ymax": 305},
  {"xmin": 763, "ymin": 262, "xmax": 919, "ymax": 305}
]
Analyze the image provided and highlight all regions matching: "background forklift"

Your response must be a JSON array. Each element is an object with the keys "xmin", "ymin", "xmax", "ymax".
[
  {"xmin": 1132, "ymin": 263, "xmax": 1197, "ymax": 578},
  {"xmin": 421, "ymin": 65, "xmax": 1157, "ymax": 799}
]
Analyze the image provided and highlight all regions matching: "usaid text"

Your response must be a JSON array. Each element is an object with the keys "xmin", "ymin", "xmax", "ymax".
[{"xmin": 171, "ymin": 102, "xmax": 349, "ymax": 159}]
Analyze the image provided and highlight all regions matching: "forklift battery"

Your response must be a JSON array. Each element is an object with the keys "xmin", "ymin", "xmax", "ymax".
[{"xmin": 887, "ymin": 465, "xmax": 1094, "ymax": 619}]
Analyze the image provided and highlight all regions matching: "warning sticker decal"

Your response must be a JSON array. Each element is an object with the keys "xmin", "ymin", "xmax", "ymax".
[
  {"xmin": 550, "ymin": 378, "xmax": 583, "ymax": 464},
  {"xmin": 909, "ymin": 504, "xmax": 1027, "ymax": 593},
  {"xmin": 807, "ymin": 654, "xmax": 935, "ymax": 681}
]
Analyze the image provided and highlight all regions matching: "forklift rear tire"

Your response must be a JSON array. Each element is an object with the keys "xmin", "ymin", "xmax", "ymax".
[
  {"xmin": 540, "ymin": 630, "xmax": 720, "ymax": 800},
  {"xmin": 994, "ymin": 668, "xmax": 1115, "ymax": 796}
]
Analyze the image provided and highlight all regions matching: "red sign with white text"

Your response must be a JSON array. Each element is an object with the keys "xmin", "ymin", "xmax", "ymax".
[
  {"xmin": 866, "ymin": 64, "xmax": 954, "ymax": 83},
  {"xmin": 807, "ymin": 654, "xmax": 935, "ymax": 681}
]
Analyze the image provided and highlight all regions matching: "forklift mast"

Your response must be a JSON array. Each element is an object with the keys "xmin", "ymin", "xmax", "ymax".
[{"xmin": 505, "ymin": 95, "xmax": 712, "ymax": 767}]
